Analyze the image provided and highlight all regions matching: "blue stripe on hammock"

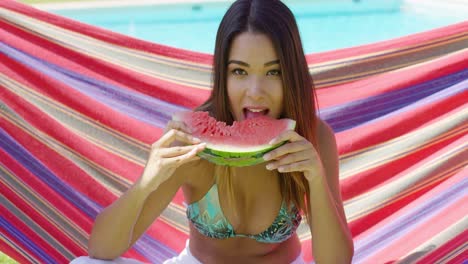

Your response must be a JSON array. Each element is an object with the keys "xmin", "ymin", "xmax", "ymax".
[
  {"xmin": 0, "ymin": 42, "xmax": 188, "ymax": 128},
  {"xmin": 0, "ymin": 127, "xmax": 179, "ymax": 261},
  {"xmin": 329, "ymin": 77, "xmax": 467, "ymax": 135},
  {"xmin": 135, "ymin": 235, "xmax": 177, "ymax": 262},
  {"xmin": 0, "ymin": 216, "xmax": 54, "ymax": 264},
  {"xmin": 353, "ymin": 177, "xmax": 467, "ymax": 262},
  {"xmin": 309, "ymin": 34, "xmax": 466, "ymax": 71},
  {"xmin": 321, "ymin": 69, "xmax": 468, "ymax": 132},
  {"xmin": 6, "ymin": 39, "xmax": 465, "ymax": 134},
  {"xmin": 364, "ymin": 78, "xmax": 468, "ymax": 125},
  {"xmin": 0, "ymin": 127, "xmax": 101, "ymax": 217}
]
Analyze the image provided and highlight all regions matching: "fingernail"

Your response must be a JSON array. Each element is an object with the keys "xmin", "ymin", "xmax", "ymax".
[
  {"xmin": 269, "ymin": 139, "xmax": 277, "ymax": 145},
  {"xmin": 193, "ymin": 137, "xmax": 201, "ymax": 142},
  {"xmin": 266, "ymin": 164, "xmax": 273, "ymax": 170},
  {"xmin": 263, "ymin": 154, "xmax": 270, "ymax": 160}
]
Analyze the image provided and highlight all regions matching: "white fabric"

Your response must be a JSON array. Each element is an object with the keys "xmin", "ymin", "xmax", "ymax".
[
  {"xmin": 70, "ymin": 240, "xmax": 305, "ymax": 264},
  {"xmin": 70, "ymin": 256, "xmax": 146, "ymax": 264},
  {"xmin": 68, "ymin": 240, "xmax": 200, "ymax": 264},
  {"xmin": 162, "ymin": 240, "xmax": 202, "ymax": 264},
  {"xmin": 163, "ymin": 240, "xmax": 306, "ymax": 264}
]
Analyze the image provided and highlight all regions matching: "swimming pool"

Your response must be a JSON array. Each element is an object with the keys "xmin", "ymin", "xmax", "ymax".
[{"xmin": 47, "ymin": 0, "xmax": 467, "ymax": 54}]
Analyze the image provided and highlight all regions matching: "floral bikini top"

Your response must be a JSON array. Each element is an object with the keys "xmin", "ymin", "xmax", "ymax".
[{"xmin": 186, "ymin": 184, "xmax": 302, "ymax": 243}]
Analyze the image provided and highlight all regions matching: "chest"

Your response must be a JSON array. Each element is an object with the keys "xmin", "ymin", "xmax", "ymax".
[
  {"xmin": 185, "ymin": 163, "xmax": 284, "ymax": 235},
  {"xmin": 220, "ymin": 184, "xmax": 283, "ymax": 235}
]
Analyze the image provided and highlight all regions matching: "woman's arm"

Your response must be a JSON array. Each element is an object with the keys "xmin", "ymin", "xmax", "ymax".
[
  {"xmin": 306, "ymin": 119, "xmax": 354, "ymax": 263},
  {"xmin": 88, "ymin": 166, "xmax": 183, "ymax": 259},
  {"xmin": 88, "ymin": 127, "xmax": 205, "ymax": 259},
  {"xmin": 263, "ymin": 118, "xmax": 354, "ymax": 263}
]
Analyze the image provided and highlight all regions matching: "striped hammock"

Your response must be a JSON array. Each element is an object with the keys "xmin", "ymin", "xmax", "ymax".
[{"xmin": 1, "ymin": 1, "xmax": 467, "ymax": 263}]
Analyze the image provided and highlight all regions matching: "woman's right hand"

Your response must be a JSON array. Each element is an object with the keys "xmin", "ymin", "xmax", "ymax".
[{"xmin": 137, "ymin": 120, "xmax": 205, "ymax": 192}]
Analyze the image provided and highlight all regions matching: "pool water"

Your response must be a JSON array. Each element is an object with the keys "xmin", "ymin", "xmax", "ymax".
[{"xmin": 50, "ymin": 0, "xmax": 467, "ymax": 54}]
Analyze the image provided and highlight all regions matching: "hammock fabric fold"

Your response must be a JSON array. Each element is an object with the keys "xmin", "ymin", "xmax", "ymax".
[{"xmin": 0, "ymin": 0, "xmax": 467, "ymax": 263}]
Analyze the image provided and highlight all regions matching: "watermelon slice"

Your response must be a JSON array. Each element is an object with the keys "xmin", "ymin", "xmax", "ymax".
[{"xmin": 173, "ymin": 111, "xmax": 296, "ymax": 167}]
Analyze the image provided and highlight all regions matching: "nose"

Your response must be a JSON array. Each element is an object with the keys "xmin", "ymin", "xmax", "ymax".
[{"xmin": 245, "ymin": 76, "xmax": 264, "ymax": 100}]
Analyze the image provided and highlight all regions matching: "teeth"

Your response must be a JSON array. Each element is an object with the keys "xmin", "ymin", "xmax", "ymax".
[{"xmin": 247, "ymin": 108, "xmax": 266, "ymax": 112}]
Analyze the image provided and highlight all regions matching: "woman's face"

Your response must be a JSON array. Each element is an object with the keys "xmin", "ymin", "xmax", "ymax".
[{"xmin": 226, "ymin": 32, "xmax": 284, "ymax": 121}]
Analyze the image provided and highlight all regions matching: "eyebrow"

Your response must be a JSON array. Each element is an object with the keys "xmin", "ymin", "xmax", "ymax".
[{"xmin": 227, "ymin": 59, "xmax": 280, "ymax": 67}]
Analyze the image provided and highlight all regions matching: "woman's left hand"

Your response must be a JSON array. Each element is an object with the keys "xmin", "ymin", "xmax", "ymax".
[{"xmin": 262, "ymin": 130, "xmax": 325, "ymax": 181}]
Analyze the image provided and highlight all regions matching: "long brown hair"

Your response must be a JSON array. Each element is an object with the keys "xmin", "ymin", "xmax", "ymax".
[{"xmin": 196, "ymin": 0, "xmax": 318, "ymax": 220}]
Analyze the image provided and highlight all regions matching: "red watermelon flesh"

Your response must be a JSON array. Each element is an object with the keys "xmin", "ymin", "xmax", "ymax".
[{"xmin": 172, "ymin": 111, "xmax": 296, "ymax": 166}]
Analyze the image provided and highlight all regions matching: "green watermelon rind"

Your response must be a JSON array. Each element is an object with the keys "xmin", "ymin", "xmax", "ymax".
[
  {"xmin": 197, "ymin": 141, "xmax": 287, "ymax": 167},
  {"xmin": 173, "ymin": 111, "xmax": 296, "ymax": 167}
]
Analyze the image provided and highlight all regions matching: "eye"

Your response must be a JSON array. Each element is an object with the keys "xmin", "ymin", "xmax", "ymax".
[
  {"xmin": 231, "ymin": 68, "xmax": 247, "ymax": 75},
  {"xmin": 267, "ymin": 69, "xmax": 282, "ymax": 76}
]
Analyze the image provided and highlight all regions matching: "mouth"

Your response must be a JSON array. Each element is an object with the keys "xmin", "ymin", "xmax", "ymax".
[{"xmin": 243, "ymin": 107, "xmax": 270, "ymax": 120}]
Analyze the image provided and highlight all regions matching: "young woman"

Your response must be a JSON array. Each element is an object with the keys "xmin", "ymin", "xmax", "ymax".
[{"xmin": 74, "ymin": 0, "xmax": 354, "ymax": 263}]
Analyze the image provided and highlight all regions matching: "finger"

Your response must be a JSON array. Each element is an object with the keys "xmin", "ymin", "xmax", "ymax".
[
  {"xmin": 265, "ymin": 150, "xmax": 310, "ymax": 170},
  {"xmin": 164, "ymin": 120, "xmax": 192, "ymax": 134},
  {"xmin": 186, "ymin": 155, "xmax": 202, "ymax": 163},
  {"xmin": 160, "ymin": 143, "xmax": 206, "ymax": 158},
  {"xmin": 155, "ymin": 129, "xmax": 201, "ymax": 148},
  {"xmin": 263, "ymin": 141, "xmax": 309, "ymax": 161},
  {"xmin": 269, "ymin": 130, "xmax": 303, "ymax": 145},
  {"xmin": 165, "ymin": 145, "xmax": 204, "ymax": 165},
  {"xmin": 276, "ymin": 160, "xmax": 311, "ymax": 173}
]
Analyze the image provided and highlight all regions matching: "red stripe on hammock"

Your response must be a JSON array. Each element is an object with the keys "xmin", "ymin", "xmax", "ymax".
[
  {"xmin": 338, "ymin": 102, "xmax": 466, "ymax": 191},
  {"xmin": 0, "ymin": 89, "xmax": 132, "ymax": 204},
  {"xmin": 0, "ymin": 148, "xmax": 94, "ymax": 233},
  {"xmin": 300, "ymin": 239, "xmax": 313, "ymax": 263},
  {"xmin": 340, "ymin": 122, "xmax": 466, "ymax": 200},
  {"xmin": 0, "ymin": 184, "xmax": 84, "ymax": 261},
  {"xmin": 145, "ymin": 217, "xmax": 189, "ymax": 253},
  {"xmin": 0, "ymin": 21, "xmax": 132, "ymax": 92},
  {"xmin": 415, "ymin": 229, "xmax": 468, "ymax": 264},
  {"xmin": 0, "ymin": 231, "xmax": 35, "ymax": 264},
  {"xmin": 356, "ymin": 168, "xmax": 467, "ymax": 263},
  {"xmin": 317, "ymin": 50, "xmax": 468, "ymax": 109},
  {"xmin": 366, "ymin": 170, "xmax": 468, "ymax": 263},
  {"xmin": 336, "ymin": 89, "xmax": 467, "ymax": 156},
  {"xmin": 347, "ymin": 134, "xmax": 467, "ymax": 234},
  {"xmin": 349, "ymin": 171, "xmax": 450, "ymax": 238},
  {"xmin": 0, "ymin": 82, "xmax": 143, "ymax": 182},
  {"xmin": 0, "ymin": 20, "xmax": 210, "ymax": 109},
  {"xmin": 0, "ymin": 0, "xmax": 214, "ymax": 65},
  {"xmin": 0, "ymin": 150, "xmax": 149, "ymax": 262},
  {"xmin": 2, "ymin": 0, "xmax": 466, "ymax": 66},
  {"xmin": 0, "ymin": 48, "xmax": 163, "ymax": 144}
]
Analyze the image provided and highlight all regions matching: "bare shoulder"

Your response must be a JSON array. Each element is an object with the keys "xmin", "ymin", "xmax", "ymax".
[
  {"xmin": 175, "ymin": 158, "xmax": 213, "ymax": 187},
  {"xmin": 315, "ymin": 117, "xmax": 340, "ymax": 188},
  {"xmin": 316, "ymin": 117, "xmax": 337, "ymax": 157},
  {"xmin": 176, "ymin": 158, "xmax": 215, "ymax": 202}
]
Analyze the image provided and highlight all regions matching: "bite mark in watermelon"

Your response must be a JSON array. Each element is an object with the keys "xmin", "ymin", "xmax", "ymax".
[{"xmin": 173, "ymin": 111, "xmax": 296, "ymax": 167}]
